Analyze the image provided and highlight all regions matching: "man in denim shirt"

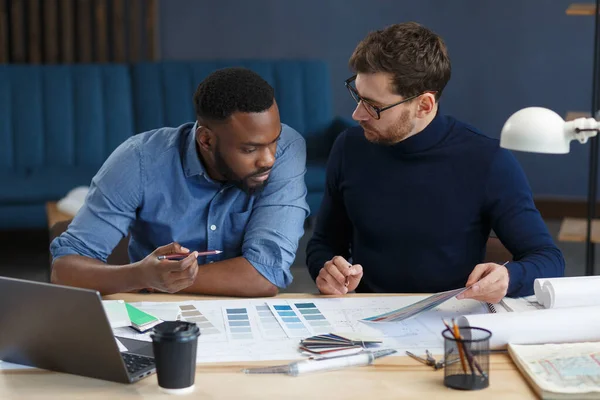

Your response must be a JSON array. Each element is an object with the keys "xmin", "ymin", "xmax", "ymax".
[{"xmin": 51, "ymin": 68, "xmax": 309, "ymax": 296}]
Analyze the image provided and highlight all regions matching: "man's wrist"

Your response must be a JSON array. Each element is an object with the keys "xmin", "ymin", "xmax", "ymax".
[{"xmin": 123, "ymin": 261, "xmax": 148, "ymax": 292}]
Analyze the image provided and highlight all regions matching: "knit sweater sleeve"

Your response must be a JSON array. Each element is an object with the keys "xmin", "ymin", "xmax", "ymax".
[
  {"xmin": 306, "ymin": 131, "xmax": 353, "ymax": 281},
  {"xmin": 484, "ymin": 148, "xmax": 565, "ymax": 296}
]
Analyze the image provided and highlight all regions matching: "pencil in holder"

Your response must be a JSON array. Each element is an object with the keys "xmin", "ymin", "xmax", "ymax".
[{"xmin": 442, "ymin": 326, "xmax": 492, "ymax": 390}]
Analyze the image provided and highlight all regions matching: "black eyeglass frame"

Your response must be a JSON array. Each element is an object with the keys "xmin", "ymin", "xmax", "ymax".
[{"xmin": 344, "ymin": 75, "xmax": 435, "ymax": 120}]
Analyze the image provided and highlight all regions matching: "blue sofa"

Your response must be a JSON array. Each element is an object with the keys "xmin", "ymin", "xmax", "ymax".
[
  {"xmin": 0, "ymin": 65, "xmax": 135, "ymax": 229},
  {"xmin": 0, "ymin": 61, "xmax": 352, "ymax": 229}
]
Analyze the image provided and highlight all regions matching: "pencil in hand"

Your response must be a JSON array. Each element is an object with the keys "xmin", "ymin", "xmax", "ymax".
[
  {"xmin": 157, "ymin": 250, "xmax": 222, "ymax": 260},
  {"xmin": 345, "ymin": 263, "xmax": 351, "ymax": 287}
]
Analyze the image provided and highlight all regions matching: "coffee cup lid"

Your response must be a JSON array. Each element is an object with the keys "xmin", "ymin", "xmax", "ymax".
[{"xmin": 151, "ymin": 321, "xmax": 200, "ymax": 341}]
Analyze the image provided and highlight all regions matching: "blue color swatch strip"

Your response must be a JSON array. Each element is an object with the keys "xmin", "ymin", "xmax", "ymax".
[
  {"xmin": 225, "ymin": 307, "xmax": 252, "ymax": 340},
  {"xmin": 293, "ymin": 302, "xmax": 331, "ymax": 330}
]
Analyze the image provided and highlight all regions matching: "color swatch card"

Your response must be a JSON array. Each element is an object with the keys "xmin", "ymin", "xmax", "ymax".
[
  {"xmin": 222, "ymin": 307, "xmax": 255, "ymax": 341},
  {"xmin": 267, "ymin": 301, "xmax": 333, "ymax": 337},
  {"xmin": 254, "ymin": 305, "xmax": 287, "ymax": 340},
  {"xmin": 299, "ymin": 333, "xmax": 382, "ymax": 355},
  {"xmin": 180, "ymin": 304, "xmax": 220, "ymax": 336},
  {"xmin": 125, "ymin": 303, "xmax": 162, "ymax": 332},
  {"xmin": 293, "ymin": 302, "xmax": 333, "ymax": 334},
  {"xmin": 361, "ymin": 287, "xmax": 468, "ymax": 323},
  {"xmin": 267, "ymin": 304, "xmax": 311, "ymax": 338}
]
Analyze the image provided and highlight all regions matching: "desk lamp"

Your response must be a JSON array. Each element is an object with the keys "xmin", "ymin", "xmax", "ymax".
[{"xmin": 500, "ymin": 107, "xmax": 600, "ymax": 275}]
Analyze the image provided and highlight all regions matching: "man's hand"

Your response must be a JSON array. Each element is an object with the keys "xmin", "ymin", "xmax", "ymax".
[
  {"xmin": 316, "ymin": 256, "xmax": 363, "ymax": 295},
  {"xmin": 138, "ymin": 242, "xmax": 199, "ymax": 293},
  {"xmin": 457, "ymin": 262, "xmax": 510, "ymax": 304}
]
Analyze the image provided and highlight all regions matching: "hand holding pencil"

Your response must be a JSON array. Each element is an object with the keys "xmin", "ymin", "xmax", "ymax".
[{"xmin": 139, "ymin": 242, "xmax": 200, "ymax": 293}]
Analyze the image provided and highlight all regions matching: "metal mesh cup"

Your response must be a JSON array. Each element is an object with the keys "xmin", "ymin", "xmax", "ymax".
[{"xmin": 442, "ymin": 326, "xmax": 492, "ymax": 390}]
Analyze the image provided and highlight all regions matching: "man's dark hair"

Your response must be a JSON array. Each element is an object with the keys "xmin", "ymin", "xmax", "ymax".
[
  {"xmin": 349, "ymin": 22, "xmax": 451, "ymax": 101},
  {"xmin": 193, "ymin": 67, "xmax": 275, "ymax": 121}
]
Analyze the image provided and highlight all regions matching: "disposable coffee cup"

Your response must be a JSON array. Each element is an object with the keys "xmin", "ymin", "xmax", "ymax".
[{"xmin": 151, "ymin": 321, "xmax": 200, "ymax": 395}]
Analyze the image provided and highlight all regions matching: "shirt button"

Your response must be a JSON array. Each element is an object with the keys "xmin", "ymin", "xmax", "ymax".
[{"xmin": 210, "ymin": 224, "xmax": 217, "ymax": 231}]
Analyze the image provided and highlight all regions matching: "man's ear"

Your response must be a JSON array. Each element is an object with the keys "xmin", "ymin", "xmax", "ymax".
[
  {"xmin": 196, "ymin": 125, "xmax": 214, "ymax": 151},
  {"xmin": 415, "ymin": 93, "xmax": 436, "ymax": 118}
]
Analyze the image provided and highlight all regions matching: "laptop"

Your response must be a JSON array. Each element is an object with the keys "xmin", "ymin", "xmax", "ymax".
[{"xmin": 0, "ymin": 276, "xmax": 156, "ymax": 383}]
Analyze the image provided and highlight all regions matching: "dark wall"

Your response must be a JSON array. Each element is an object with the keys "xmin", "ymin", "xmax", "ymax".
[{"xmin": 159, "ymin": 0, "xmax": 595, "ymax": 198}]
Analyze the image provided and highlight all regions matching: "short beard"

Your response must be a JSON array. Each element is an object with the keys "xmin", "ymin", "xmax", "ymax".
[
  {"xmin": 361, "ymin": 108, "xmax": 415, "ymax": 146},
  {"xmin": 213, "ymin": 145, "xmax": 269, "ymax": 195}
]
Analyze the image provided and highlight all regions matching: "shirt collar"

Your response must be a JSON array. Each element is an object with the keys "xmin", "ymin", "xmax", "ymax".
[{"xmin": 182, "ymin": 121, "xmax": 208, "ymax": 178}]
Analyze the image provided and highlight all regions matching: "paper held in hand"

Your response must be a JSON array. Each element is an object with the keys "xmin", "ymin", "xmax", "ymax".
[{"xmin": 361, "ymin": 287, "xmax": 468, "ymax": 323}]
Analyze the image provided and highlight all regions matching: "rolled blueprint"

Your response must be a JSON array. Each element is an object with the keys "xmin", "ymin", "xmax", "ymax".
[
  {"xmin": 458, "ymin": 306, "xmax": 600, "ymax": 349},
  {"xmin": 533, "ymin": 276, "xmax": 600, "ymax": 308}
]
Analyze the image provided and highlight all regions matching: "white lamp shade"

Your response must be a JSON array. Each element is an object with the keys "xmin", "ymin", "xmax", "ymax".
[{"xmin": 500, "ymin": 107, "xmax": 570, "ymax": 154}]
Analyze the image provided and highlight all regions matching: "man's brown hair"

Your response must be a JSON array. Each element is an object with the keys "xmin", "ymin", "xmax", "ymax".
[{"xmin": 349, "ymin": 22, "xmax": 451, "ymax": 101}]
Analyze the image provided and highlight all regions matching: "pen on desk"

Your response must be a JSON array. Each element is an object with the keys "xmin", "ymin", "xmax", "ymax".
[
  {"xmin": 157, "ymin": 250, "xmax": 222, "ymax": 260},
  {"xmin": 242, "ymin": 349, "xmax": 397, "ymax": 376}
]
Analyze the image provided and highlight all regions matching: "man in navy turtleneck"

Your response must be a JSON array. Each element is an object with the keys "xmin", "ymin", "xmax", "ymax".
[{"xmin": 306, "ymin": 22, "xmax": 564, "ymax": 303}]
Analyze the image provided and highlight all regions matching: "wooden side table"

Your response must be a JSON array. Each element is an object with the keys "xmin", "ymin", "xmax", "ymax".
[
  {"xmin": 558, "ymin": 217, "xmax": 600, "ymax": 243},
  {"xmin": 46, "ymin": 202, "xmax": 74, "ymax": 230}
]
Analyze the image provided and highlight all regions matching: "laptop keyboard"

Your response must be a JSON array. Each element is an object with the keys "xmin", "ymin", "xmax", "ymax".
[{"xmin": 122, "ymin": 352, "xmax": 155, "ymax": 375}]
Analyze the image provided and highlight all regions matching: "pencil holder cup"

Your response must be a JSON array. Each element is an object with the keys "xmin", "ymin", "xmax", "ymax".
[{"xmin": 442, "ymin": 326, "xmax": 491, "ymax": 390}]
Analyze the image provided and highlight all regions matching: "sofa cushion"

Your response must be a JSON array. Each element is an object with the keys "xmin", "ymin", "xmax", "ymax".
[
  {"xmin": 0, "ymin": 64, "xmax": 135, "ymax": 228},
  {"xmin": 0, "ymin": 65, "xmax": 134, "ymax": 173},
  {"xmin": 0, "ymin": 167, "xmax": 100, "ymax": 203},
  {"xmin": 131, "ymin": 60, "xmax": 334, "ymax": 139}
]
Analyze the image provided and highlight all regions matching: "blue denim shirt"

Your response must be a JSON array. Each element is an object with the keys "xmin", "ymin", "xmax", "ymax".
[{"xmin": 50, "ymin": 122, "xmax": 309, "ymax": 288}]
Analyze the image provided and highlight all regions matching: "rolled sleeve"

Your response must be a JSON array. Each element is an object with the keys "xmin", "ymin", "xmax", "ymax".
[
  {"xmin": 50, "ymin": 138, "xmax": 143, "ymax": 263},
  {"xmin": 242, "ymin": 129, "xmax": 309, "ymax": 288}
]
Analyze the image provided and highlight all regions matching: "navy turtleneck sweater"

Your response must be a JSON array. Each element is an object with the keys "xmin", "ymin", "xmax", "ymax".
[{"xmin": 306, "ymin": 111, "xmax": 565, "ymax": 297}]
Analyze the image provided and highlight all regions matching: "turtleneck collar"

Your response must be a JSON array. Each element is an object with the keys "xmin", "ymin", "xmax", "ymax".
[{"xmin": 386, "ymin": 109, "xmax": 450, "ymax": 155}]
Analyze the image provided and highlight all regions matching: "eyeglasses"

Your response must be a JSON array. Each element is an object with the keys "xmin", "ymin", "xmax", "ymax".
[{"xmin": 344, "ymin": 75, "xmax": 434, "ymax": 120}]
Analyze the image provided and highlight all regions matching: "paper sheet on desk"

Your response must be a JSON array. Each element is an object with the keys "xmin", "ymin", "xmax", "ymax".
[
  {"xmin": 102, "ymin": 300, "xmax": 131, "ymax": 328},
  {"xmin": 112, "ymin": 297, "xmax": 489, "ymax": 363},
  {"xmin": 458, "ymin": 305, "xmax": 600, "ymax": 349}
]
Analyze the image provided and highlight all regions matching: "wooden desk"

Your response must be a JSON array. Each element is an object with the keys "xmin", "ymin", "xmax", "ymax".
[{"xmin": 0, "ymin": 293, "xmax": 536, "ymax": 399}]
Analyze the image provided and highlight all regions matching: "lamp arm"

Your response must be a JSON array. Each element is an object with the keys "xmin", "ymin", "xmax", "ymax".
[{"xmin": 566, "ymin": 117, "xmax": 600, "ymax": 144}]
